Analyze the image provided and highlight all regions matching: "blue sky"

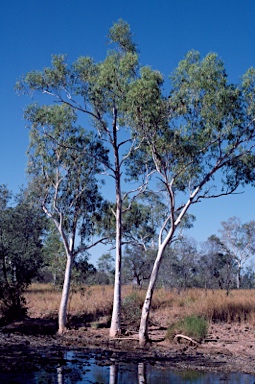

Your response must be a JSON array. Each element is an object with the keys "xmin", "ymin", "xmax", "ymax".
[{"xmin": 1, "ymin": 0, "xmax": 255, "ymax": 262}]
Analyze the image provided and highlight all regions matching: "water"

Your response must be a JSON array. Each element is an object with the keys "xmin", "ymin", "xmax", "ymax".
[{"xmin": 1, "ymin": 350, "xmax": 255, "ymax": 384}]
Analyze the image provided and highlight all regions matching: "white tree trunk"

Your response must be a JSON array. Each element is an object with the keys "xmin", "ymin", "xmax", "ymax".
[
  {"xmin": 110, "ymin": 200, "xmax": 122, "ymax": 337},
  {"xmin": 110, "ymin": 120, "xmax": 122, "ymax": 338},
  {"xmin": 139, "ymin": 245, "xmax": 164, "ymax": 346},
  {"xmin": 58, "ymin": 253, "xmax": 73, "ymax": 334},
  {"xmin": 236, "ymin": 264, "xmax": 241, "ymax": 289}
]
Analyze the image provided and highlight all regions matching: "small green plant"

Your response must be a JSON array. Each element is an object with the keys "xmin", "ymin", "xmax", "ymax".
[
  {"xmin": 91, "ymin": 321, "xmax": 100, "ymax": 329},
  {"xmin": 166, "ymin": 315, "xmax": 208, "ymax": 342}
]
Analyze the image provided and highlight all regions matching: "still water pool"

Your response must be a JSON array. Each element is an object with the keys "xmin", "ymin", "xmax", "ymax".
[{"xmin": 1, "ymin": 350, "xmax": 255, "ymax": 384}]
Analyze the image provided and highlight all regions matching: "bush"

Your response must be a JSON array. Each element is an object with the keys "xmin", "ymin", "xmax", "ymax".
[
  {"xmin": 166, "ymin": 315, "xmax": 208, "ymax": 342},
  {"xmin": 0, "ymin": 286, "xmax": 28, "ymax": 324}
]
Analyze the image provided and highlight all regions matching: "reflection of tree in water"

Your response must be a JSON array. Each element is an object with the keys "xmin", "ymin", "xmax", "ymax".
[
  {"xmin": 57, "ymin": 366, "xmax": 62, "ymax": 384},
  {"xmin": 3, "ymin": 356, "xmax": 251, "ymax": 383},
  {"xmin": 56, "ymin": 363, "xmax": 82, "ymax": 383},
  {"xmin": 138, "ymin": 363, "xmax": 146, "ymax": 384},
  {"xmin": 108, "ymin": 362, "xmax": 147, "ymax": 384},
  {"xmin": 56, "ymin": 360, "xmax": 146, "ymax": 384},
  {"xmin": 110, "ymin": 364, "xmax": 119, "ymax": 384}
]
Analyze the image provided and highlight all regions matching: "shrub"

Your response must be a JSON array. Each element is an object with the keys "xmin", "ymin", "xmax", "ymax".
[
  {"xmin": 166, "ymin": 315, "xmax": 208, "ymax": 342},
  {"xmin": 0, "ymin": 284, "xmax": 29, "ymax": 324}
]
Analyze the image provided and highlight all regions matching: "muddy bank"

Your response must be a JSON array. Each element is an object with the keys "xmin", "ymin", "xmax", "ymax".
[{"xmin": 1, "ymin": 319, "xmax": 255, "ymax": 374}]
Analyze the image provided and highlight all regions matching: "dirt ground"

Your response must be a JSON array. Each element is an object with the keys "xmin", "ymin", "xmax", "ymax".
[{"xmin": 1, "ymin": 318, "xmax": 255, "ymax": 375}]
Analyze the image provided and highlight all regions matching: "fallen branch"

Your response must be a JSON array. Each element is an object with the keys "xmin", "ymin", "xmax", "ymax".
[{"xmin": 174, "ymin": 334, "xmax": 199, "ymax": 346}]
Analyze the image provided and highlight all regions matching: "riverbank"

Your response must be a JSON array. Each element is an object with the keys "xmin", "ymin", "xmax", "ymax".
[{"xmin": 1, "ymin": 318, "xmax": 255, "ymax": 374}]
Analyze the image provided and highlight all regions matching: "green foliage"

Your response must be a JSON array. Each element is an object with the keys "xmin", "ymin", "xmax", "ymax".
[
  {"xmin": 0, "ymin": 187, "xmax": 46, "ymax": 321},
  {"xmin": 166, "ymin": 315, "xmax": 208, "ymax": 342},
  {"xmin": 72, "ymin": 255, "xmax": 96, "ymax": 285},
  {"xmin": 166, "ymin": 50, "xmax": 255, "ymax": 191},
  {"xmin": 26, "ymin": 102, "xmax": 109, "ymax": 252},
  {"xmin": 108, "ymin": 18, "xmax": 136, "ymax": 53},
  {"xmin": 39, "ymin": 223, "xmax": 66, "ymax": 284}
]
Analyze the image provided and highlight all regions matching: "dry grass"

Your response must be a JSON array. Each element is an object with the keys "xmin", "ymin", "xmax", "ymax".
[
  {"xmin": 24, "ymin": 285, "xmax": 255, "ymax": 328},
  {"xmin": 151, "ymin": 288, "xmax": 255, "ymax": 328},
  {"xmin": 25, "ymin": 284, "xmax": 114, "ymax": 320},
  {"xmin": 25, "ymin": 284, "xmax": 61, "ymax": 318},
  {"xmin": 196, "ymin": 289, "xmax": 255, "ymax": 324}
]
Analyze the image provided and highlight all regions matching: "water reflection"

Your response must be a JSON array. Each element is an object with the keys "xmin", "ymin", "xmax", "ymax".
[
  {"xmin": 100, "ymin": 361, "xmax": 255, "ymax": 384},
  {"xmin": 110, "ymin": 364, "xmax": 118, "ymax": 384},
  {"xmin": 0, "ymin": 350, "xmax": 255, "ymax": 383},
  {"xmin": 138, "ymin": 362, "xmax": 146, "ymax": 384},
  {"xmin": 57, "ymin": 366, "xmax": 62, "ymax": 384}
]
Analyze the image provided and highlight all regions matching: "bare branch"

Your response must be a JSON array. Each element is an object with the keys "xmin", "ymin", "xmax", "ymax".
[{"xmin": 73, "ymin": 235, "xmax": 112, "ymax": 257}]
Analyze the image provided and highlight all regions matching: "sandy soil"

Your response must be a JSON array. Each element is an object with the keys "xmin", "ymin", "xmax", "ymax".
[{"xmin": 1, "ymin": 319, "xmax": 255, "ymax": 374}]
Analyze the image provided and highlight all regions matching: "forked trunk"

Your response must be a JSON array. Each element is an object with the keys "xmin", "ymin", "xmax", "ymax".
[{"xmin": 58, "ymin": 254, "xmax": 73, "ymax": 334}]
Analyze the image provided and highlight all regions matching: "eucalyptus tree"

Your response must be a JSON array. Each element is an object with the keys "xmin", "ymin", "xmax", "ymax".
[
  {"xmin": 25, "ymin": 103, "xmax": 108, "ymax": 333},
  {"xmin": 219, "ymin": 217, "xmax": 255, "ymax": 288},
  {"xmin": 127, "ymin": 51, "xmax": 255, "ymax": 345},
  {"xmin": 16, "ymin": 20, "xmax": 154, "ymax": 337}
]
